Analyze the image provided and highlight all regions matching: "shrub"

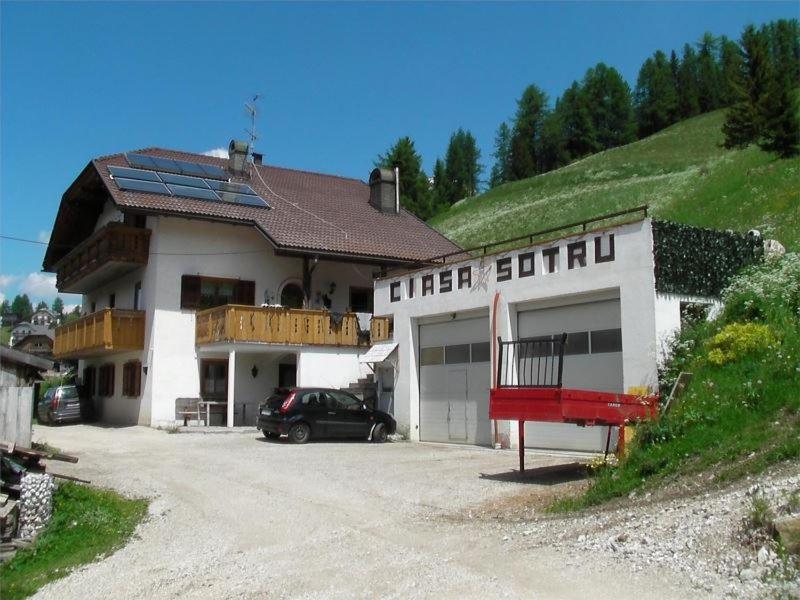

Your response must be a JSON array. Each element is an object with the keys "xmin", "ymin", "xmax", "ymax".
[
  {"xmin": 706, "ymin": 322, "xmax": 779, "ymax": 366},
  {"xmin": 722, "ymin": 252, "xmax": 800, "ymax": 322}
]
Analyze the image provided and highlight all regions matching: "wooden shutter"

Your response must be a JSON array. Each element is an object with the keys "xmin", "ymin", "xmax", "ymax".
[
  {"xmin": 181, "ymin": 275, "xmax": 201, "ymax": 309},
  {"xmin": 234, "ymin": 280, "xmax": 255, "ymax": 305}
]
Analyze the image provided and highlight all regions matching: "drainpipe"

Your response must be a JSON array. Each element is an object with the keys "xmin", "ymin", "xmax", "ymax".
[
  {"xmin": 491, "ymin": 291, "xmax": 501, "ymax": 448},
  {"xmin": 393, "ymin": 167, "xmax": 400, "ymax": 213}
]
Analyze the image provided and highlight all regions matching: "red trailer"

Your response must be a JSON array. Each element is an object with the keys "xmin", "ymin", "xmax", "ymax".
[{"xmin": 489, "ymin": 334, "xmax": 659, "ymax": 471}]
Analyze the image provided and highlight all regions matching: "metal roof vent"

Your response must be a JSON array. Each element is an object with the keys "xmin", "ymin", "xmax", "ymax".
[
  {"xmin": 369, "ymin": 167, "xmax": 399, "ymax": 214},
  {"xmin": 228, "ymin": 140, "xmax": 250, "ymax": 176}
]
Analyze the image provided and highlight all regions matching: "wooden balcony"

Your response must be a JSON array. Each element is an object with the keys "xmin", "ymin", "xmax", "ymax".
[
  {"xmin": 55, "ymin": 223, "xmax": 151, "ymax": 293},
  {"xmin": 195, "ymin": 305, "xmax": 392, "ymax": 348},
  {"xmin": 53, "ymin": 309, "xmax": 145, "ymax": 359}
]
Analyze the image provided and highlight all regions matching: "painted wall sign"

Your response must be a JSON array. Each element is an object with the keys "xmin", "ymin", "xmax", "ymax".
[{"xmin": 389, "ymin": 233, "xmax": 615, "ymax": 303}]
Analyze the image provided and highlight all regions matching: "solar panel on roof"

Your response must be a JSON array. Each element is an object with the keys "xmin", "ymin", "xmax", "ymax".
[
  {"xmin": 125, "ymin": 153, "xmax": 158, "ymax": 170},
  {"xmin": 198, "ymin": 162, "xmax": 228, "ymax": 179},
  {"xmin": 216, "ymin": 191, "xmax": 270, "ymax": 207},
  {"xmin": 108, "ymin": 166, "xmax": 162, "ymax": 181},
  {"xmin": 158, "ymin": 172, "xmax": 210, "ymax": 188},
  {"xmin": 125, "ymin": 152, "xmax": 228, "ymax": 180},
  {"xmin": 206, "ymin": 180, "xmax": 257, "ymax": 195},
  {"xmin": 115, "ymin": 178, "xmax": 171, "ymax": 195},
  {"xmin": 165, "ymin": 184, "xmax": 220, "ymax": 201}
]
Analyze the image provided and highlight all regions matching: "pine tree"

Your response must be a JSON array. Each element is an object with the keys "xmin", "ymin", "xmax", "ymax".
[
  {"xmin": 582, "ymin": 63, "xmax": 636, "ymax": 149},
  {"xmin": 539, "ymin": 110, "xmax": 568, "ymax": 173},
  {"xmin": 723, "ymin": 26, "xmax": 773, "ymax": 149},
  {"xmin": 444, "ymin": 128, "xmax": 482, "ymax": 202},
  {"xmin": 52, "ymin": 297, "xmax": 64, "ymax": 316},
  {"xmin": 376, "ymin": 137, "xmax": 433, "ymax": 219},
  {"xmin": 557, "ymin": 81, "xmax": 599, "ymax": 160},
  {"xmin": 677, "ymin": 44, "xmax": 701, "ymax": 118},
  {"xmin": 489, "ymin": 122, "xmax": 512, "ymax": 188},
  {"xmin": 10, "ymin": 294, "xmax": 33, "ymax": 322},
  {"xmin": 719, "ymin": 36, "xmax": 744, "ymax": 106},
  {"xmin": 634, "ymin": 51, "xmax": 679, "ymax": 137},
  {"xmin": 696, "ymin": 32, "xmax": 721, "ymax": 112},
  {"xmin": 0, "ymin": 300, "xmax": 10, "ymax": 316},
  {"xmin": 759, "ymin": 20, "xmax": 800, "ymax": 157},
  {"xmin": 509, "ymin": 85, "xmax": 549, "ymax": 179},
  {"xmin": 35, "ymin": 300, "xmax": 48, "ymax": 311}
]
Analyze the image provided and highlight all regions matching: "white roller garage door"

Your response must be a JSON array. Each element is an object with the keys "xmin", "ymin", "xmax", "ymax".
[
  {"xmin": 517, "ymin": 298, "xmax": 623, "ymax": 452},
  {"xmin": 419, "ymin": 317, "xmax": 491, "ymax": 445}
]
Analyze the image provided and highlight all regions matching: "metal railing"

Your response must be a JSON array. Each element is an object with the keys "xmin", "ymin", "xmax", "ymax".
[{"xmin": 495, "ymin": 333, "xmax": 567, "ymax": 388}]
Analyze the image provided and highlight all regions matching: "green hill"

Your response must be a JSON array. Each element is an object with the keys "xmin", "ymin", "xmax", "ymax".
[{"xmin": 430, "ymin": 110, "xmax": 800, "ymax": 251}]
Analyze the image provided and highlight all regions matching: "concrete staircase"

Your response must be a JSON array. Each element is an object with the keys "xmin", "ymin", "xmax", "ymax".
[{"xmin": 343, "ymin": 373, "xmax": 378, "ymax": 408}]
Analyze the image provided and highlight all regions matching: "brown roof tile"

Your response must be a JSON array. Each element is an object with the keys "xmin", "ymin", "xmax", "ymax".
[{"xmin": 92, "ymin": 148, "xmax": 461, "ymax": 263}]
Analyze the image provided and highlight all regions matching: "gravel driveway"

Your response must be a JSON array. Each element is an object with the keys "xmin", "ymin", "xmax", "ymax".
[{"xmin": 30, "ymin": 424, "xmax": 699, "ymax": 599}]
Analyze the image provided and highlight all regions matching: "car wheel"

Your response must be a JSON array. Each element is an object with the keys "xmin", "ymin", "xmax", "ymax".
[
  {"xmin": 372, "ymin": 422, "xmax": 388, "ymax": 443},
  {"xmin": 288, "ymin": 422, "xmax": 310, "ymax": 444},
  {"xmin": 263, "ymin": 430, "xmax": 279, "ymax": 439}
]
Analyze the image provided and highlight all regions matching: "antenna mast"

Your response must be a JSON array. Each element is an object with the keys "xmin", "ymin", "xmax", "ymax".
[{"xmin": 244, "ymin": 93, "xmax": 261, "ymax": 158}]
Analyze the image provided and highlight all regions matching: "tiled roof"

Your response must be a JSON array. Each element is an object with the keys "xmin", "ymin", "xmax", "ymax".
[{"xmin": 92, "ymin": 148, "xmax": 461, "ymax": 263}]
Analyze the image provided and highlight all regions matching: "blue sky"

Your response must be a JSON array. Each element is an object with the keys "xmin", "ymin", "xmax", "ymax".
[{"xmin": 1, "ymin": 1, "xmax": 795, "ymax": 310}]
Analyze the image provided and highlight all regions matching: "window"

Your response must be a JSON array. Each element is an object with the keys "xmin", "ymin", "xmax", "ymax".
[
  {"xmin": 420, "ymin": 346, "xmax": 444, "ymax": 366},
  {"xmin": 297, "ymin": 391, "xmax": 323, "ymax": 406},
  {"xmin": 91, "ymin": 301, "xmax": 96, "ymax": 313},
  {"xmin": 98, "ymin": 364, "xmax": 115, "ymax": 397},
  {"xmin": 123, "ymin": 361, "xmax": 142, "ymax": 397},
  {"xmin": 471, "ymin": 342, "xmax": 491, "ymax": 363},
  {"xmin": 201, "ymin": 360, "xmax": 227, "ymax": 398},
  {"xmin": 591, "ymin": 328, "xmax": 623, "ymax": 354},
  {"xmin": 109, "ymin": 293, "xmax": 116, "ymax": 309},
  {"xmin": 83, "ymin": 366, "xmax": 96, "ymax": 397},
  {"xmin": 564, "ymin": 332, "xmax": 590, "ymax": 356},
  {"xmin": 327, "ymin": 390, "xmax": 362, "ymax": 411},
  {"xmin": 134, "ymin": 281, "xmax": 142, "ymax": 311},
  {"xmin": 349, "ymin": 287, "xmax": 373, "ymax": 313},
  {"xmin": 280, "ymin": 283, "xmax": 304, "ymax": 309},
  {"xmin": 445, "ymin": 344, "xmax": 471, "ymax": 364},
  {"xmin": 180, "ymin": 275, "xmax": 255, "ymax": 310}
]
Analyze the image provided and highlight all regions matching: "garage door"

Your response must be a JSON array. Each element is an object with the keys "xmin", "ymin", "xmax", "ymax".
[
  {"xmin": 419, "ymin": 317, "xmax": 491, "ymax": 445},
  {"xmin": 517, "ymin": 299, "xmax": 623, "ymax": 452}
]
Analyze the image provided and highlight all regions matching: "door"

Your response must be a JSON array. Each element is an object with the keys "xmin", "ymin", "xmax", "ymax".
[
  {"xmin": 419, "ymin": 317, "xmax": 491, "ymax": 445},
  {"xmin": 294, "ymin": 390, "xmax": 328, "ymax": 437},
  {"xmin": 517, "ymin": 298, "xmax": 623, "ymax": 452},
  {"xmin": 326, "ymin": 390, "xmax": 371, "ymax": 438},
  {"xmin": 446, "ymin": 368, "xmax": 468, "ymax": 441},
  {"xmin": 279, "ymin": 363, "xmax": 296, "ymax": 388}
]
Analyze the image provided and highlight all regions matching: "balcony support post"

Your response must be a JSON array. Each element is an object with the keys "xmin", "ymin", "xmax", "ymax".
[{"xmin": 227, "ymin": 350, "xmax": 236, "ymax": 428}]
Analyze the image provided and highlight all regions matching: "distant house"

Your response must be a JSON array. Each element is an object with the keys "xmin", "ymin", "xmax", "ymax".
[
  {"xmin": 30, "ymin": 308, "xmax": 57, "ymax": 327},
  {"xmin": 14, "ymin": 330, "xmax": 55, "ymax": 359},
  {"xmin": 0, "ymin": 345, "xmax": 54, "ymax": 386}
]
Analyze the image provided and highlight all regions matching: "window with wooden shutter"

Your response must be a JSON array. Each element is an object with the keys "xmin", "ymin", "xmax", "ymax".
[
  {"xmin": 98, "ymin": 364, "xmax": 115, "ymax": 397},
  {"xmin": 181, "ymin": 275, "xmax": 255, "ymax": 309},
  {"xmin": 123, "ymin": 361, "xmax": 142, "ymax": 397}
]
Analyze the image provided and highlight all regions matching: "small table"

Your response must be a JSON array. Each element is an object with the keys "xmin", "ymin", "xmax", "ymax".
[{"xmin": 197, "ymin": 400, "xmax": 228, "ymax": 426}]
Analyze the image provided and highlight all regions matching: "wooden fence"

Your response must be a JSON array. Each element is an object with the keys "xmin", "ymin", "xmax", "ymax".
[{"xmin": 0, "ymin": 387, "xmax": 34, "ymax": 447}]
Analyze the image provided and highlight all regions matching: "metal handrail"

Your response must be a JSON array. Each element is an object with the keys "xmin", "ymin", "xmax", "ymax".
[{"xmin": 495, "ymin": 333, "xmax": 567, "ymax": 388}]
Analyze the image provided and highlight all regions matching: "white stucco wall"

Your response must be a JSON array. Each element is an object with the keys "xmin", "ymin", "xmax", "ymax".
[
  {"xmin": 654, "ymin": 293, "xmax": 721, "ymax": 366},
  {"xmin": 296, "ymin": 347, "xmax": 370, "ymax": 389},
  {"xmin": 80, "ymin": 350, "xmax": 146, "ymax": 425},
  {"xmin": 93, "ymin": 199, "xmax": 124, "ymax": 231},
  {"xmin": 374, "ymin": 219, "xmax": 661, "ymax": 443}
]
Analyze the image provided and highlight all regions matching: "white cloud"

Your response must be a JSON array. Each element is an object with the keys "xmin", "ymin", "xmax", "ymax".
[
  {"xmin": 0, "ymin": 292, "xmax": 5, "ymax": 304},
  {"xmin": 62, "ymin": 303, "xmax": 80, "ymax": 314},
  {"xmin": 0, "ymin": 275, "xmax": 18, "ymax": 289},
  {"xmin": 203, "ymin": 147, "xmax": 229, "ymax": 159},
  {"xmin": 19, "ymin": 273, "xmax": 57, "ymax": 299},
  {"xmin": 37, "ymin": 230, "xmax": 51, "ymax": 244}
]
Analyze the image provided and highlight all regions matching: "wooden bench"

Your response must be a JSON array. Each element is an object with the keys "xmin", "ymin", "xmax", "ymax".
[{"xmin": 175, "ymin": 398, "xmax": 201, "ymax": 426}]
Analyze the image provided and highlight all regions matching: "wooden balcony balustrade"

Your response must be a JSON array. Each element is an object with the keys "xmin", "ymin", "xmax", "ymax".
[
  {"xmin": 53, "ymin": 309, "xmax": 145, "ymax": 359},
  {"xmin": 55, "ymin": 223, "xmax": 151, "ymax": 293},
  {"xmin": 195, "ymin": 305, "xmax": 392, "ymax": 347}
]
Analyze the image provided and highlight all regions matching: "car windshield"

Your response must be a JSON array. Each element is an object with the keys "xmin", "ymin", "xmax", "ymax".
[{"xmin": 60, "ymin": 386, "xmax": 79, "ymax": 400}]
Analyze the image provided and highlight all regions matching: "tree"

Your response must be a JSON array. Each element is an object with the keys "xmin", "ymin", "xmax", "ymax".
[
  {"xmin": 443, "ymin": 128, "xmax": 482, "ymax": 202},
  {"xmin": 52, "ymin": 297, "xmax": 64, "ymax": 316},
  {"xmin": 489, "ymin": 122, "xmax": 513, "ymax": 188},
  {"xmin": 677, "ymin": 44, "xmax": 701, "ymax": 119},
  {"xmin": 760, "ymin": 20, "xmax": 800, "ymax": 157},
  {"xmin": 35, "ymin": 300, "xmax": 48, "ymax": 311},
  {"xmin": 431, "ymin": 158, "xmax": 450, "ymax": 209},
  {"xmin": 376, "ymin": 137, "xmax": 434, "ymax": 220},
  {"xmin": 11, "ymin": 294, "xmax": 33, "ymax": 321},
  {"xmin": 538, "ymin": 110, "xmax": 568, "ymax": 173},
  {"xmin": 634, "ymin": 51, "xmax": 679, "ymax": 137},
  {"xmin": 581, "ymin": 63, "xmax": 636, "ymax": 149},
  {"xmin": 557, "ymin": 81, "xmax": 599, "ymax": 160},
  {"xmin": 723, "ymin": 25, "xmax": 774, "ymax": 149},
  {"xmin": 509, "ymin": 84, "xmax": 549, "ymax": 180},
  {"xmin": 719, "ymin": 36, "xmax": 744, "ymax": 106},
  {"xmin": 0, "ymin": 300, "xmax": 10, "ymax": 315},
  {"xmin": 62, "ymin": 305, "xmax": 82, "ymax": 325},
  {"xmin": 696, "ymin": 32, "xmax": 721, "ymax": 112}
]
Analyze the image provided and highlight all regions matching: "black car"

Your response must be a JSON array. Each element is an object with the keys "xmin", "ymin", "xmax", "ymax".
[{"xmin": 257, "ymin": 388, "xmax": 396, "ymax": 444}]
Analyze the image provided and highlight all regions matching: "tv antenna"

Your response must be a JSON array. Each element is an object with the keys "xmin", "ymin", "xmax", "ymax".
[{"xmin": 244, "ymin": 93, "xmax": 261, "ymax": 155}]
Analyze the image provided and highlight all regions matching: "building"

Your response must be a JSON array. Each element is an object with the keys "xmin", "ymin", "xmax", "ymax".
[
  {"xmin": 373, "ymin": 212, "xmax": 759, "ymax": 452},
  {"xmin": 43, "ymin": 143, "xmax": 459, "ymax": 426},
  {"xmin": 13, "ymin": 329, "xmax": 55, "ymax": 360},
  {"xmin": 0, "ymin": 346, "xmax": 54, "ymax": 386},
  {"xmin": 30, "ymin": 308, "xmax": 57, "ymax": 327}
]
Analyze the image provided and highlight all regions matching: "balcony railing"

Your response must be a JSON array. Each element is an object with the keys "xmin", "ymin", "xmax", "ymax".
[
  {"xmin": 53, "ymin": 309, "xmax": 145, "ymax": 359},
  {"xmin": 55, "ymin": 223, "xmax": 151, "ymax": 293},
  {"xmin": 195, "ymin": 305, "xmax": 392, "ymax": 347}
]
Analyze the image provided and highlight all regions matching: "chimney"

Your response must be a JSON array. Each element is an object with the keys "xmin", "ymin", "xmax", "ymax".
[
  {"xmin": 228, "ymin": 139, "xmax": 250, "ymax": 176},
  {"xmin": 368, "ymin": 168, "xmax": 399, "ymax": 214},
  {"xmin": 252, "ymin": 152, "xmax": 263, "ymax": 166}
]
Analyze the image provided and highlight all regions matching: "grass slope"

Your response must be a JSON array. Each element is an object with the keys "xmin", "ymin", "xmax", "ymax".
[
  {"xmin": 0, "ymin": 483, "xmax": 147, "ymax": 599},
  {"xmin": 431, "ymin": 111, "xmax": 800, "ymax": 251}
]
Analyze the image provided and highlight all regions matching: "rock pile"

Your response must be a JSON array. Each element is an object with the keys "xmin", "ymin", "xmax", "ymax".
[{"xmin": 18, "ymin": 472, "xmax": 55, "ymax": 539}]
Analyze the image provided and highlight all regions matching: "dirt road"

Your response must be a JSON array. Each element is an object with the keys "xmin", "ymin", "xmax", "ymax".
[{"xmin": 31, "ymin": 425, "xmax": 700, "ymax": 599}]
